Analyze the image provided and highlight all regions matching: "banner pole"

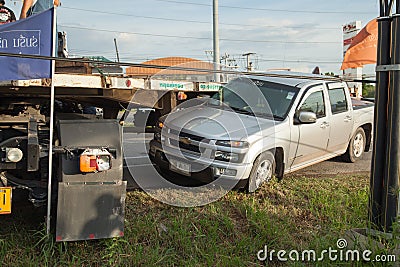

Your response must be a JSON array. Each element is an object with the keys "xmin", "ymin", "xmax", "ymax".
[{"xmin": 46, "ymin": 7, "xmax": 57, "ymax": 236}]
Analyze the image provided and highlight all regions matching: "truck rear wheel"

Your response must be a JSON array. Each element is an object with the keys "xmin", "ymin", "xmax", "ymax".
[
  {"xmin": 248, "ymin": 151, "xmax": 275, "ymax": 193},
  {"xmin": 343, "ymin": 127, "xmax": 366, "ymax": 163}
]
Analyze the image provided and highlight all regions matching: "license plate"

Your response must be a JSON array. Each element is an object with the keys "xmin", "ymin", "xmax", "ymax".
[
  {"xmin": 0, "ymin": 187, "xmax": 12, "ymax": 214},
  {"xmin": 170, "ymin": 159, "xmax": 191, "ymax": 176}
]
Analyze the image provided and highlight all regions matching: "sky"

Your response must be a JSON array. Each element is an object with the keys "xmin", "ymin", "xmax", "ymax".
[{"xmin": 8, "ymin": 0, "xmax": 380, "ymax": 75}]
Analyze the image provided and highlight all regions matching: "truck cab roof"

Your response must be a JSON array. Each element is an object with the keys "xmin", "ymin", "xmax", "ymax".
[{"xmin": 247, "ymin": 71, "xmax": 342, "ymax": 88}]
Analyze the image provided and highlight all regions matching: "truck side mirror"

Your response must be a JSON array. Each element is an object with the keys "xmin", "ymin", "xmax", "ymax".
[{"xmin": 295, "ymin": 111, "xmax": 317, "ymax": 124}]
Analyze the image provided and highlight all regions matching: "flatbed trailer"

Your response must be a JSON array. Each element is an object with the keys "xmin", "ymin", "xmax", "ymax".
[{"xmin": 0, "ymin": 64, "xmax": 219, "ymax": 241}]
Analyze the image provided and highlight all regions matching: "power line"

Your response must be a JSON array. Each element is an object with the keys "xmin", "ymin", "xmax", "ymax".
[
  {"xmin": 0, "ymin": 52, "xmax": 376, "ymax": 83},
  {"xmin": 257, "ymin": 58, "xmax": 342, "ymax": 64},
  {"xmin": 68, "ymin": 49, "xmax": 210, "ymax": 61},
  {"xmin": 68, "ymin": 47, "xmax": 211, "ymax": 58},
  {"xmin": 60, "ymin": 6, "xmax": 341, "ymax": 30},
  {"xmin": 61, "ymin": 7, "xmax": 210, "ymax": 25},
  {"xmin": 0, "ymin": 51, "xmax": 352, "ymax": 82},
  {"xmin": 152, "ymin": 0, "xmax": 376, "ymax": 15},
  {"xmin": 7, "ymin": 0, "xmax": 376, "ymax": 15},
  {"xmin": 67, "ymin": 48, "xmax": 344, "ymax": 66},
  {"xmin": 59, "ymin": 24, "xmax": 341, "ymax": 44}
]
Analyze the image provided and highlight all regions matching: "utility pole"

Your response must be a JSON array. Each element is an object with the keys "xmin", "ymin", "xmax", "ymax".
[
  {"xmin": 114, "ymin": 38, "xmax": 120, "ymax": 63},
  {"xmin": 369, "ymin": 0, "xmax": 400, "ymax": 233},
  {"xmin": 213, "ymin": 0, "xmax": 220, "ymax": 82},
  {"xmin": 227, "ymin": 58, "xmax": 238, "ymax": 70},
  {"xmin": 243, "ymin": 52, "xmax": 256, "ymax": 72},
  {"xmin": 205, "ymin": 50, "xmax": 213, "ymax": 62},
  {"xmin": 221, "ymin": 53, "xmax": 229, "ymax": 68}
]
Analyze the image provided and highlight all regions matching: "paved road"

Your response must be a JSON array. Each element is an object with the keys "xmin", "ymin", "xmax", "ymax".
[
  {"xmin": 123, "ymin": 132, "xmax": 205, "ymax": 189},
  {"xmin": 292, "ymin": 151, "xmax": 372, "ymax": 176},
  {"xmin": 123, "ymin": 132, "xmax": 155, "ymax": 189},
  {"xmin": 122, "ymin": 131, "xmax": 373, "ymax": 188}
]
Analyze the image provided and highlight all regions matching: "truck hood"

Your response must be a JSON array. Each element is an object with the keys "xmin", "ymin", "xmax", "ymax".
[{"xmin": 164, "ymin": 106, "xmax": 276, "ymax": 140}]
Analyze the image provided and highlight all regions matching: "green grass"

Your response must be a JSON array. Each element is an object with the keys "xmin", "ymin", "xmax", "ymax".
[{"xmin": 1, "ymin": 174, "xmax": 398, "ymax": 266}]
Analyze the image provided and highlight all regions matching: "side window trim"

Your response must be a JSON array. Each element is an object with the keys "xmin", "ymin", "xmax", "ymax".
[
  {"xmin": 294, "ymin": 83, "xmax": 323, "ymax": 111},
  {"xmin": 295, "ymin": 84, "xmax": 326, "ymax": 119},
  {"xmin": 299, "ymin": 91, "xmax": 326, "ymax": 118},
  {"xmin": 327, "ymin": 87, "xmax": 349, "ymax": 115}
]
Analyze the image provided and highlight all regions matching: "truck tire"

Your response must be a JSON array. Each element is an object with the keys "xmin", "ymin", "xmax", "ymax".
[
  {"xmin": 342, "ymin": 127, "xmax": 366, "ymax": 163},
  {"xmin": 248, "ymin": 151, "xmax": 275, "ymax": 193}
]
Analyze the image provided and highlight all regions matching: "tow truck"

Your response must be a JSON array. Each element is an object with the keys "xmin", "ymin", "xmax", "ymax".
[{"xmin": 0, "ymin": 59, "xmax": 219, "ymax": 241}]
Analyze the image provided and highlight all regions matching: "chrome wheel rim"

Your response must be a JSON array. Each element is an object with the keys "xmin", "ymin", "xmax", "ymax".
[
  {"xmin": 255, "ymin": 160, "xmax": 273, "ymax": 188},
  {"xmin": 353, "ymin": 133, "xmax": 364, "ymax": 158}
]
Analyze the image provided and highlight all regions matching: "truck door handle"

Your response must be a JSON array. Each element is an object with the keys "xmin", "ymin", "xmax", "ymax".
[
  {"xmin": 344, "ymin": 115, "xmax": 352, "ymax": 122},
  {"xmin": 320, "ymin": 122, "xmax": 329, "ymax": 128}
]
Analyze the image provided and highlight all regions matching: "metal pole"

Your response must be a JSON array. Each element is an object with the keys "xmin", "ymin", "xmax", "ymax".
[
  {"xmin": 46, "ymin": 6, "xmax": 57, "ymax": 236},
  {"xmin": 383, "ymin": 12, "xmax": 400, "ymax": 232},
  {"xmin": 213, "ymin": 0, "xmax": 220, "ymax": 82},
  {"xmin": 114, "ymin": 38, "xmax": 120, "ymax": 63},
  {"xmin": 243, "ymin": 52, "xmax": 255, "ymax": 72},
  {"xmin": 369, "ymin": 15, "xmax": 392, "ymax": 231}
]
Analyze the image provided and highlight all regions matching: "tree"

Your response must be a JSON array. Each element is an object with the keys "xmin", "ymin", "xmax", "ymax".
[
  {"xmin": 362, "ymin": 83, "xmax": 375, "ymax": 98},
  {"xmin": 324, "ymin": 72, "xmax": 335, "ymax": 76}
]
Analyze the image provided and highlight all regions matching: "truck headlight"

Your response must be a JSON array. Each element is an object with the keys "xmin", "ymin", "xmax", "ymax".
[
  {"xmin": 214, "ymin": 150, "xmax": 241, "ymax": 162},
  {"xmin": 215, "ymin": 140, "xmax": 249, "ymax": 148},
  {"xmin": 6, "ymin": 147, "xmax": 23, "ymax": 163}
]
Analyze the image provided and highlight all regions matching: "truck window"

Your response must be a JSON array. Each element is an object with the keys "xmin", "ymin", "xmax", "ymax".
[
  {"xmin": 299, "ymin": 91, "xmax": 326, "ymax": 118},
  {"xmin": 212, "ymin": 79, "xmax": 299, "ymax": 120},
  {"xmin": 328, "ymin": 88, "xmax": 348, "ymax": 114}
]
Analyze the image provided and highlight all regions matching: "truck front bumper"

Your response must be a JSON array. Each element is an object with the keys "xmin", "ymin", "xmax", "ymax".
[{"xmin": 149, "ymin": 139, "xmax": 252, "ymax": 188}]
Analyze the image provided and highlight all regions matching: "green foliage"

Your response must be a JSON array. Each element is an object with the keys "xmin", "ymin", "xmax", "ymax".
[
  {"xmin": 1, "ymin": 174, "xmax": 398, "ymax": 266},
  {"xmin": 324, "ymin": 72, "xmax": 336, "ymax": 76},
  {"xmin": 362, "ymin": 83, "xmax": 375, "ymax": 98}
]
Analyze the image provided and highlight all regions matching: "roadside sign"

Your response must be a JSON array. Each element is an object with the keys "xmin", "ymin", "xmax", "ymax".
[
  {"xmin": 150, "ymin": 80, "xmax": 194, "ymax": 90},
  {"xmin": 199, "ymin": 82, "xmax": 224, "ymax": 91}
]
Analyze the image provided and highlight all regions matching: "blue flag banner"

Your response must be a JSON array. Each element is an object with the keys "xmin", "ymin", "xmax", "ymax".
[{"xmin": 0, "ymin": 8, "xmax": 53, "ymax": 81}]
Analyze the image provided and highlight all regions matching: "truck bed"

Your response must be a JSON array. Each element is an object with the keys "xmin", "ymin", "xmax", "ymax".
[{"xmin": 351, "ymin": 97, "xmax": 374, "ymax": 110}]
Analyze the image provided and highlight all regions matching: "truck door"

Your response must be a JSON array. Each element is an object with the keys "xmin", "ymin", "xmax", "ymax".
[
  {"xmin": 325, "ymin": 83, "xmax": 353, "ymax": 155},
  {"xmin": 291, "ymin": 85, "xmax": 330, "ymax": 167}
]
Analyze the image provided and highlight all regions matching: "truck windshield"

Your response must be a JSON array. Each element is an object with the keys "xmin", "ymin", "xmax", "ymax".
[{"xmin": 211, "ymin": 79, "xmax": 299, "ymax": 120}]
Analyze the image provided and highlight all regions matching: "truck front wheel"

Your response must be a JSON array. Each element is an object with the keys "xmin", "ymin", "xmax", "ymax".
[
  {"xmin": 343, "ymin": 127, "xmax": 366, "ymax": 163},
  {"xmin": 248, "ymin": 151, "xmax": 275, "ymax": 193}
]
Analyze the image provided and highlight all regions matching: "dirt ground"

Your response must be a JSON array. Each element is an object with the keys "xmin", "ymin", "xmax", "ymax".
[{"xmin": 291, "ymin": 151, "xmax": 372, "ymax": 176}]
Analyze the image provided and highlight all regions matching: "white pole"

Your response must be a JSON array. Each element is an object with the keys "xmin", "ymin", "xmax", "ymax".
[
  {"xmin": 46, "ymin": 6, "xmax": 57, "ymax": 236},
  {"xmin": 213, "ymin": 0, "xmax": 220, "ymax": 82}
]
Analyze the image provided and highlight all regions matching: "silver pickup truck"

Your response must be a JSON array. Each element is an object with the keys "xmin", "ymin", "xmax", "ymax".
[{"xmin": 149, "ymin": 74, "xmax": 374, "ymax": 192}]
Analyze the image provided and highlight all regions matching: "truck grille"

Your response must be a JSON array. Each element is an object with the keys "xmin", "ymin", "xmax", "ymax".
[{"xmin": 169, "ymin": 129, "xmax": 207, "ymax": 154}]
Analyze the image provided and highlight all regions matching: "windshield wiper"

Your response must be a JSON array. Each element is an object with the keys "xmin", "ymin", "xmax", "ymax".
[
  {"xmin": 272, "ymin": 114, "xmax": 285, "ymax": 120},
  {"xmin": 221, "ymin": 106, "xmax": 285, "ymax": 120},
  {"xmin": 250, "ymin": 112, "xmax": 285, "ymax": 121},
  {"xmin": 229, "ymin": 106, "xmax": 255, "ymax": 116}
]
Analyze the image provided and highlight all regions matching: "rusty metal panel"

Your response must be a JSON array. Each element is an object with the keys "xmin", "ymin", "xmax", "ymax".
[
  {"xmin": 129, "ymin": 89, "xmax": 163, "ymax": 108},
  {"xmin": 0, "ymin": 79, "xmax": 43, "ymax": 87},
  {"xmin": 27, "ymin": 119, "xmax": 39, "ymax": 172},
  {"xmin": 53, "ymin": 74, "xmax": 104, "ymax": 88},
  {"xmin": 56, "ymin": 60, "xmax": 92, "ymax": 74},
  {"xmin": 107, "ymin": 77, "xmax": 145, "ymax": 89},
  {"xmin": 55, "ymin": 181, "xmax": 127, "ymax": 242}
]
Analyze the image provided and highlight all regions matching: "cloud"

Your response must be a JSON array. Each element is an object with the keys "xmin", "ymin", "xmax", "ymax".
[{"xmin": 57, "ymin": 1, "xmax": 376, "ymax": 74}]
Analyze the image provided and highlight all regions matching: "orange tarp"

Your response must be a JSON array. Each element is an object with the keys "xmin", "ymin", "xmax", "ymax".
[{"xmin": 341, "ymin": 19, "xmax": 378, "ymax": 70}]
